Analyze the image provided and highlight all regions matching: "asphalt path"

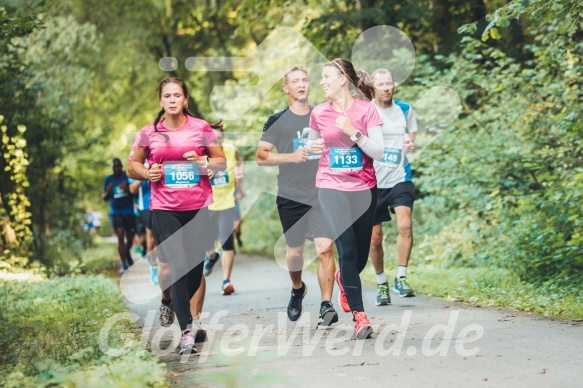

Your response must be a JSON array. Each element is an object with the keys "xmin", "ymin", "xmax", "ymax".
[{"xmin": 121, "ymin": 254, "xmax": 583, "ymax": 387}]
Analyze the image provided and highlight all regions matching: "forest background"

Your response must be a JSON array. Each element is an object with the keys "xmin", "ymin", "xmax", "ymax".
[{"xmin": 0, "ymin": 0, "xmax": 581, "ymax": 384}]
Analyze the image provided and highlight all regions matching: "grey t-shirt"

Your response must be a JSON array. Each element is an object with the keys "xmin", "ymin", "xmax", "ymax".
[{"xmin": 260, "ymin": 107, "xmax": 319, "ymax": 205}]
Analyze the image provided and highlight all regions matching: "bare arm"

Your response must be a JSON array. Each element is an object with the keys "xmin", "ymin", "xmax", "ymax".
[
  {"xmin": 129, "ymin": 180, "xmax": 142, "ymax": 195},
  {"xmin": 234, "ymin": 147, "xmax": 244, "ymax": 179},
  {"xmin": 127, "ymin": 146, "xmax": 156, "ymax": 181},
  {"xmin": 102, "ymin": 182, "xmax": 113, "ymax": 200},
  {"xmin": 184, "ymin": 141, "xmax": 226, "ymax": 172},
  {"xmin": 256, "ymin": 140, "xmax": 308, "ymax": 166},
  {"xmin": 206, "ymin": 141, "xmax": 227, "ymax": 171},
  {"xmin": 234, "ymin": 147, "xmax": 245, "ymax": 195}
]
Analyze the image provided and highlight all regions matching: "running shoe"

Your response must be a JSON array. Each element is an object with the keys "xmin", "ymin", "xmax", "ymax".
[
  {"xmin": 287, "ymin": 282, "xmax": 307, "ymax": 321},
  {"xmin": 150, "ymin": 265, "xmax": 159, "ymax": 285},
  {"xmin": 376, "ymin": 282, "xmax": 391, "ymax": 305},
  {"xmin": 192, "ymin": 320, "xmax": 207, "ymax": 343},
  {"xmin": 179, "ymin": 330, "xmax": 196, "ymax": 354},
  {"xmin": 159, "ymin": 302, "xmax": 175, "ymax": 327},
  {"xmin": 203, "ymin": 251, "xmax": 221, "ymax": 277},
  {"xmin": 334, "ymin": 270, "xmax": 350, "ymax": 313},
  {"xmin": 353, "ymin": 311, "xmax": 373, "ymax": 339},
  {"xmin": 222, "ymin": 280, "xmax": 235, "ymax": 295},
  {"xmin": 119, "ymin": 261, "xmax": 128, "ymax": 274},
  {"xmin": 393, "ymin": 276, "xmax": 415, "ymax": 297},
  {"xmin": 318, "ymin": 301, "xmax": 339, "ymax": 328}
]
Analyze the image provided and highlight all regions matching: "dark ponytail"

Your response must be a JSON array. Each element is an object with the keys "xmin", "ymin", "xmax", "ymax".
[
  {"xmin": 210, "ymin": 120, "xmax": 224, "ymax": 131},
  {"xmin": 153, "ymin": 108, "xmax": 168, "ymax": 142},
  {"xmin": 354, "ymin": 69, "xmax": 375, "ymax": 101},
  {"xmin": 182, "ymin": 107, "xmax": 194, "ymax": 118}
]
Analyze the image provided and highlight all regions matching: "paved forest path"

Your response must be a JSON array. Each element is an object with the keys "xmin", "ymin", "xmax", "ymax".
[{"xmin": 122, "ymin": 254, "xmax": 583, "ymax": 387}]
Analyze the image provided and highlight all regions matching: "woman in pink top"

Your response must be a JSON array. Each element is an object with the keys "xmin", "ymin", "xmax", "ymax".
[
  {"xmin": 309, "ymin": 59, "xmax": 384, "ymax": 339},
  {"xmin": 128, "ymin": 77, "xmax": 226, "ymax": 355}
]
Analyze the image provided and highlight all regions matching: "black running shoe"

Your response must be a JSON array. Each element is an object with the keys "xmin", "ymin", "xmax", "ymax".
[
  {"xmin": 287, "ymin": 282, "xmax": 307, "ymax": 321},
  {"xmin": 318, "ymin": 301, "xmax": 339, "ymax": 328},
  {"xmin": 192, "ymin": 320, "xmax": 207, "ymax": 343}
]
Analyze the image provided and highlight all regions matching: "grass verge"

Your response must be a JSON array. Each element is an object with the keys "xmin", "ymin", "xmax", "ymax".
[
  {"xmin": 0, "ymin": 272, "xmax": 167, "ymax": 387},
  {"xmin": 81, "ymin": 237, "xmax": 119, "ymax": 275},
  {"xmin": 360, "ymin": 265, "xmax": 583, "ymax": 320}
]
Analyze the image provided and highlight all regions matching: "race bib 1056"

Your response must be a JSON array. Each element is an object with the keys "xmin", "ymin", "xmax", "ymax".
[{"xmin": 163, "ymin": 162, "xmax": 200, "ymax": 188}]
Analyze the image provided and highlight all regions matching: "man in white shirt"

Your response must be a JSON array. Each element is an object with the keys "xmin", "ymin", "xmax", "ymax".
[{"xmin": 369, "ymin": 68, "xmax": 417, "ymax": 303}]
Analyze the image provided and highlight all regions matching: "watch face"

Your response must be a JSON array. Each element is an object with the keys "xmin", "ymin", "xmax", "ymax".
[{"xmin": 355, "ymin": 131, "xmax": 362, "ymax": 139}]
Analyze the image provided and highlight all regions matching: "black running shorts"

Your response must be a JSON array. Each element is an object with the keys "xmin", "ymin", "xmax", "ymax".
[
  {"xmin": 373, "ymin": 182, "xmax": 416, "ymax": 225},
  {"xmin": 276, "ymin": 196, "xmax": 333, "ymax": 248},
  {"xmin": 112, "ymin": 213, "xmax": 136, "ymax": 233},
  {"xmin": 139, "ymin": 209, "xmax": 152, "ymax": 230}
]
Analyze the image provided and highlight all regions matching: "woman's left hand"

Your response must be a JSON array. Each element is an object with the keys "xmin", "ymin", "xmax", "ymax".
[
  {"xmin": 335, "ymin": 112, "xmax": 356, "ymax": 137},
  {"xmin": 184, "ymin": 151, "xmax": 206, "ymax": 166}
]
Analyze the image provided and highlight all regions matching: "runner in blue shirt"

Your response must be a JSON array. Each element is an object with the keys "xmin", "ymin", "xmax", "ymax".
[
  {"xmin": 129, "ymin": 176, "xmax": 158, "ymax": 284},
  {"xmin": 103, "ymin": 158, "xmax": 136, "ymax": 272}
]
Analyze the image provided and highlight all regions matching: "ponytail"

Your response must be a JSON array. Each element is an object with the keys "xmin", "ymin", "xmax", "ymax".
[
  {"xmin": 153, "ymin": 108, "xmax": 169, "ymax": 142},
  {"xmin": 182, "ymin": 107, "xmax": 194, "ymax": 118},
  {"xmin": 326, "ymin": 58, "xmax": 375, "ymax": 101},
  {"xmin": 354, "ymin": 69, "xmax": 375, "ymax": 101},
  {"xmin": 210, "ymin": 120, "xmax": 224, "ymax": 131}
]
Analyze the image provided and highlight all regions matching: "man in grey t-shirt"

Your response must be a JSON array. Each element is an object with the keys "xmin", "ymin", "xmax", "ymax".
[{"xmin": 256, "ymin": 65, "xmax": 338, "ymax": 327}]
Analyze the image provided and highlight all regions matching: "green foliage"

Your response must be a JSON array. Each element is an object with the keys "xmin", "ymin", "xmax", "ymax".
[
  {"xmin": 80, "ymin": 238, "xmax": 118, "ymax": 274},
  {"xmin": 0, "ymin": 273, "xmax": 167, "ymax": 387},
  {"xmin": 406, "ymin": 0, "xmax": 583, "ymax": 293},
  {"xmin": 0, "ymin": 0, "xmax": 579, "ymax": 321},
  {"xmin": 0, "ymin": 116, "xmax": 32, "ymax": 257}
]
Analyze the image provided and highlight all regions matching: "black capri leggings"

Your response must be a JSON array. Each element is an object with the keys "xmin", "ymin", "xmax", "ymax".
[
  {"xmin": 318, "ymin": 187, "xmax": 377, "ymax": 312},
  {"xmin": 152, "ymin": 207, "xmax": 209, "ymax": 331}
]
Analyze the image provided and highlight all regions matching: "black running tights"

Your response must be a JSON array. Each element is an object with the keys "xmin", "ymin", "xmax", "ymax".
[
  {"xmin": 152, "ymin": 208, "xmax": 208, "ymax": 331},
  {"xmin": 318, "ymin": 187, "xmax": 377, "ymax": 312}
]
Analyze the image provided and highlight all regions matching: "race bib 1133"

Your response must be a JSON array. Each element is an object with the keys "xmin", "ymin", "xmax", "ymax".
[{"xmin": 329, "ymin": 147, "xmax": 363, "ymax": 172}]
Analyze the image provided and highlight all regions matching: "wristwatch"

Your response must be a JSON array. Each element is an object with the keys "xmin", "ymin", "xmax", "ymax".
[
  {"xmin": 350, "ymin": 130, "xmax": 363, "ymax": 142},
  {"xmin": 202, "ymin": 156, "xmax": 210, "ymax": 168}
]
